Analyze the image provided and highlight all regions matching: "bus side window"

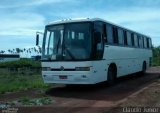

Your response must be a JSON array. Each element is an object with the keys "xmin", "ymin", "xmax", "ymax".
[
  {"xmin": 137, "ymin": 35, "xmax": 140, "ymax": 47},
  {"xmin": 112, "ymin": 27, "xmax": 118, "ymax": 44},
  {"xmin": 146, "ymin": 37, "xmax": 149, "ymax": 48},
  {"xmin": 106, "ymin": 24, "xmax": 113, "ymax": 44},
  {"xmin": 118, "ymin": 28, "xmax": 124, "ymax": 45},
  {"xmin": 142, "ymin": 36, "xmax": 144, "ymax": 48},
  {"xmin": 131, "ymin": 33, "xmax": 135, "ymax": 46},
  {"xmin": 138, "ymin": 36, "xmax": 141, "ymax": 48},
  {"xmin": 123, "ymin": 31, "xmax": 127, "ymax": 46},
  {"xmin": 143, "ymin": 37, "xmax": 147, "ymax": 48},
  {"xmin": 139, "ymin": 36, "xmax": 143, "ymax": 48},
  {"xmin": 127, "ymin": 31, "xmax": 132, "ymax": 46},
  {"xmin": 149, "ymin": 38, "xmax": 152, "ymax": 48},
  {"xmin": 134, "ymin": 34, "xmax": 138, "ymax": 47}
]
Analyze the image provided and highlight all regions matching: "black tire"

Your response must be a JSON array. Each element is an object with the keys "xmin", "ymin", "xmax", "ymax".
[
  {"xmin": 107, "ymin": 65, "xmax": 117, "ymax": 85},
  {"xmin": 142, "ymin": 62, "xmax": 147, "ymax": 74},
  {"xmin": 139, "ymin": 62, "xmax": 146, "ymax": 76}
]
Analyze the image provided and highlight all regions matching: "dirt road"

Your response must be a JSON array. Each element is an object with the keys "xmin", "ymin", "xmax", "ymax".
[{"xmin": 1, "ymin": 67, "xmax": 160, "ymax": 113}]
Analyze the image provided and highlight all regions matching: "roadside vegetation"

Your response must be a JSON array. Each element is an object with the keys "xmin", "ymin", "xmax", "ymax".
[
  {"xmin": 152, "ymin": 46, "xmax": 160, "ymax": 66},
  {"xmin": 0, "ymin": 58, "xmax": 40, "ymax": 68},
  {"xmin": 0, "ymin": 59, "xmax": 50, "ymax": 94},
  {"xmin": 11, "ymin": 97, "xmax": 54, "ymax": 106},
  {"xmin": 0, "ymin": 74, "xmax": 49, "ymax": 94}
]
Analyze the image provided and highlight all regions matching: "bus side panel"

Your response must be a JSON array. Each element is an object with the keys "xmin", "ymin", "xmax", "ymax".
[{"xmin": 103, "ymin": 45, "xmax": 152, "ymax": 78}]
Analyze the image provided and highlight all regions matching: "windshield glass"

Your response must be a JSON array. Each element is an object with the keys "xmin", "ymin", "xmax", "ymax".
[{"xmin": 42, "ymin": 22, "xmax": 92, "ymax": 61}]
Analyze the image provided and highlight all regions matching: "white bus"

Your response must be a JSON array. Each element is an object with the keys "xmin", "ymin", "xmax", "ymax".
[{"xmin": 37, "ymin": 18, "xmax": 152, "ymax": 85}]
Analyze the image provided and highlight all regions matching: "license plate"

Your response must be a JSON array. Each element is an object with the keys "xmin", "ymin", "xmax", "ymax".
[{"xmin": 59, "ymin": 75, "xmax": 67, "ymax": 79}]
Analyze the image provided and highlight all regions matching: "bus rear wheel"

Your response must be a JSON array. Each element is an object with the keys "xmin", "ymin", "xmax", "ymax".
[
  {"xmin": 107, "ymin": 65, "xmax": 117, "ymax": 85},
  {"xmin": 142, "ymin": 61, "xmax": 147, "ymax": 74}
]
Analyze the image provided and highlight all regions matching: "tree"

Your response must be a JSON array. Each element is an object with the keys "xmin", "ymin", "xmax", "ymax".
[
  {"xmin": 0, "ymin": 50, "xmax": 5, "ymax": 54},
  {"xmin": 153, "ymin": 46, "xmax": 160, "ymax": 57},
  {"xmin": 16, "ymin": 48, "xmax": 21, "ymax": 54},
  {"xmin": 152, "ymin": 46, "xmax": 160, "ymax": 66}
]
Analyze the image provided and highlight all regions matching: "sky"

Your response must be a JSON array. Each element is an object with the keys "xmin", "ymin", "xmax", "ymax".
[{"xmin": 0, "ymin": 0, "xmax": 160, "ymax": 53}]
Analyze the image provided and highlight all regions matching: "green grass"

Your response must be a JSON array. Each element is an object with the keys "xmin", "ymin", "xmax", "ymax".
[
  {"xmin": 17, "ymin": 97, "xmax": 53, "ymax": 105},
  {"xmin": 0, "ymin": 58, "xmax": 51, "ymax": 94},
  {"xmin": 0, "ymin": 58, "xmax": 40, "ymax": 68},
  {"xmin": 0, "ymin": 73, "xmax": 49, "ymax": 94},
  {"xmin": 152, "ymin": 57, "xmax": 160, "ymax": 66}
]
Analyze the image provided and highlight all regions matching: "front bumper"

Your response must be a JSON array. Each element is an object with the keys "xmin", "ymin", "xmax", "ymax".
[{"xmin": 42, "ymin": 71, "xmax": 95, "ymax": 84}]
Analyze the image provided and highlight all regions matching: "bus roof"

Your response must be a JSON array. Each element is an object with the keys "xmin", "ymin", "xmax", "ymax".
[
  {"xmin": 47, "ymin": 18, "xmax": 151, "ymax": 38},
  {"xmin": 47, "ymin": 18, "xmax": 97, "ymax": 25}
]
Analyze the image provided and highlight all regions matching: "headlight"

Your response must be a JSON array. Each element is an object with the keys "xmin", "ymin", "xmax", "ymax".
[
  {"xmin": 42, "ymin": 67, "xmax": 51, "ymax": 71},
  {"xmin": 75, "ymin": 67, "xmax": 90, "ymax": 71}
]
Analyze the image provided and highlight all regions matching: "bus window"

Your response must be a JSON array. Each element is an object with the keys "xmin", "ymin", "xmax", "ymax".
[
  {"xmin": 118, "ymin": 28, "xmax": 124, "ymax": 45},
  {"xmin": 146, "ymin": 38, "xmax": 149, "ymax": 48},
  {"xmin": 142, "ymin": 37, "xmax": 144, "ymax": 48},
  {"xmin": 137, "ymin": 35, "xmax": 140, "ymax": 47},
  {"xmin": 131, "ymin": 33, "xmax": 135, "ymax": 46},
  {"xmin": 127, "ymin": 32, "xmax": 132, "ymax": 46},
  {"xmin": 149, "ymin": 38, "xmax": 152, "ymax": 48},
  {"xmin": 134, "ymin": 34, "xmax": 138, "ymax": 47},
  {"xmin": 112, "ymin": 27, "xmax": 118, "ymax": 44},
  {"xmin": 139, "ymin": 36, "xmax": 143, "ymax": 48},
  {"xmin": 106, "ymin": 24, "xmax": 113, "ymax": 44},
  {"xmin": 143, "ymin": 37, "xmax": 147, "ymax": 48},
  {"xmin": 123, "ymin": 31, "xmax": 127, "ymax": 45}
]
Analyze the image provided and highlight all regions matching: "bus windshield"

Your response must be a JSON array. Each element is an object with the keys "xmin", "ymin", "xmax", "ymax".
[{"xmin": 42, "ymin": 22, "xmax": 92, "ymax": 61}]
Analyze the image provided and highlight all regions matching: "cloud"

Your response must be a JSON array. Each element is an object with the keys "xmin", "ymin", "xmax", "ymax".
[
  {"xmin": 0, "ymin": 0, "xmax": 75, "ymax": 9},
  {"xmin": 52, "ymin": 7, "xmax": 160, "ymax": 37},
  {"xmin": 53, "ymin": 7, "xmax": 160, "ymax": 23},
  {"xmin": 0, "ymin": 35, "xmax": 34, "ymax": 50},
  {"xmin": 0, "ymin": 12, "xmax": 45, "ymax": 36}
]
